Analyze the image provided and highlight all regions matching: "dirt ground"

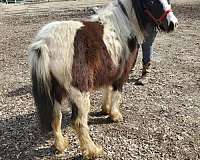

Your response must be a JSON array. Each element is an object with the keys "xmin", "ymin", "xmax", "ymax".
[{"xmin": 0, "ymin": 0, "xmax": 200, "ymax": 159}]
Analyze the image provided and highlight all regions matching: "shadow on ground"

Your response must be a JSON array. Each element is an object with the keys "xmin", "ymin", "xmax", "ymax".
[{"xmin": 1, "ymin": 85, "xmax": 112, "ymax": 159}]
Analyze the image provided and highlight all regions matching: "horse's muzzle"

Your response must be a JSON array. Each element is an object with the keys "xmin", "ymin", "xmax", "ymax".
[
  {"xmin": 167, "ymin": 12, "xmax": 178, "ymax": 31},
  {"xmin": 168, "ymin": 21, "xmax": 177, "ymax": 32}
]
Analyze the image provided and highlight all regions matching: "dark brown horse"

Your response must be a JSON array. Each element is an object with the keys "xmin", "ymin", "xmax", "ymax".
[{"xmin": 29, "ymin": 0, "xmax": 178, "ymax": 158}]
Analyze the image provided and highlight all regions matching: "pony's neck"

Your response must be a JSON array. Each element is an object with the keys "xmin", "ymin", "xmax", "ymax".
[
  {"xmin": 93, "ymin": 1, "xmax": 133, "ymax": 38},
  {"xmin": 92, "ymin": 0, "xmax": 145, "ymax": 43},
  {"xmin": 119, "ymin": 0, "xmax": 145, "ymax": 43},
  {"xmin": 131, "ymin": 0, "xmax": 147, "ymax": 32}
]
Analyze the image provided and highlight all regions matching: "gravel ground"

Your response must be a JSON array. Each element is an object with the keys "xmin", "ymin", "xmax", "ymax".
[{"xmin": 0, "ymin": 1, "xmax": 200, "ymax": 159}]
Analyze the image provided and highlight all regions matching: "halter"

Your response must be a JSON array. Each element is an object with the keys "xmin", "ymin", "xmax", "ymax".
[{"xmin": 144, "ymin": 7, "xmax": 172, "ymax": 24}]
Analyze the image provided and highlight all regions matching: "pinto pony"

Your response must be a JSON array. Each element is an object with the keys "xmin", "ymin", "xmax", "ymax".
[{"xmin": 29, "ymin": 0, "xmax": 178, "ymax": 158}]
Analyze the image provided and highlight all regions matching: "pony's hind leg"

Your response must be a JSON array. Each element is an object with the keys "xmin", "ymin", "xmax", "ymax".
[
  {"xmin": 101, "ymin": 86, "xmax": 113, "ymax": 115},
  {"xmin": 110, "ymin": 90, "xmax": 123, "ymax": 122},
  {"xmin": 70, "ymin": 87, "xmax": 103, "ymax": 158},
  {"xmin": 51, "ymin": 100, "xmax": 69, "ymax": 153}
]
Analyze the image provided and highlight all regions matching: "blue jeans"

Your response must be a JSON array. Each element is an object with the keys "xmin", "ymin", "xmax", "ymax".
[{"xmin": 142, "ymin": 23, "xmax": 157, "ymax": 65}]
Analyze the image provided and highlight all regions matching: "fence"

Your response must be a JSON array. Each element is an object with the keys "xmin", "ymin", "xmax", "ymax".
[
  {"xmin": 0, "ymin": 0, "xmax": 52, "ymax": 4},
  {"xmin": 0, "ymin": 0, "xmax": 108, "ymax": 17}
]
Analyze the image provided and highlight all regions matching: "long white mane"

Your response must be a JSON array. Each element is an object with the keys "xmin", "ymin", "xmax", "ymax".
[
  {"xmin": 91, "ymin": 0, "xmax": 144, "ymax": 43},
  {"xmin": 90, "ymin": 0, "xmax": 144, "ymax": 65}
]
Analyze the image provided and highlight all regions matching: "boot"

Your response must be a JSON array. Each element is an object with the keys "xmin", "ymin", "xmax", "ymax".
[
  {"xmin": 142, "ymin": 61, "xmax": 151, "ymax": 76},
  {"xmin": 135, "ymin": 62, "xmax": 151, "ymax": 85}
]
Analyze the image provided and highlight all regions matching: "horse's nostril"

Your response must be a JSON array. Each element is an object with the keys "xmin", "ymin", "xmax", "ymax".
[{"xmin": 175, "ymin": 22, "xmax": 178, "ymax": 28}]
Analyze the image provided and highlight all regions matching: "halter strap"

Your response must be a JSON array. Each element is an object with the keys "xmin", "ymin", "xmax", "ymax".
[{"xmin": 144, "ymin": 8, "xmax": 172, "ymax": 24}]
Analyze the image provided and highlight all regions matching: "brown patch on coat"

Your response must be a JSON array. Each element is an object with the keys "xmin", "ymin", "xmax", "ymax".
[
  {"xmin": 72, "ymin": 21, "xmax": 139, "ymax": 92},
  {"xmin": 72, "ymin": 21, "xmax": 118, "ymax": 91},
  {"xmin": 51, "ymin": 73, "xmax": 67, "ymax": 103}
]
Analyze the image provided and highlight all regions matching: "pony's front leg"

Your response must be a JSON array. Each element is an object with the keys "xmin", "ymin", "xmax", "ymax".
[
  {"xmin": 110, "ymin": 89, "xmax": 123, "ymax": 122},
  {"xmin": 51, "ymin": 100, "xmax": 69, "ymax": 153},
  {"xmin": 70, "ymin": 88, "xmax": 103, "ymax": 158},
  {"xmin": 102, "ymin": 86, "xmax": 123, "ymax": 122},
  {"xmin": 101, "ymin": 86, "xmax": 113, "ymax": 115}
]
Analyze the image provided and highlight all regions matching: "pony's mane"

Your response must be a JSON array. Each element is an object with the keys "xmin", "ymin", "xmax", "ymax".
[{"xmin": 91, "ymin": 0, "xmax": 144, "ymax": 44}]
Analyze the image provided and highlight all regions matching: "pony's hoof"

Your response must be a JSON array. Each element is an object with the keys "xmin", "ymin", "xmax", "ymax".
[
  {"xmin": 82, "ymin": 144, "xmax": 103, "ymax": 159},
  {"xmin": 110, "ymin": 112, "xmax": 123, "ymax": 122},
  {"xmin": 54, "ymin": 137, "xmax": 69, "ymax": 153}
]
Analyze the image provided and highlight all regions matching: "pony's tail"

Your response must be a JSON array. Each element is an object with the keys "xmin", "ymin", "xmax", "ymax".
[{"xmin": 29, "ymin": 40, "xmax": 54, "ymax": 133}]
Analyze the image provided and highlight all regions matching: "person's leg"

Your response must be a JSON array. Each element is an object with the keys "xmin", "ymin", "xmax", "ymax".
[{"xmin": 142, "ymin": 23, "xmax": 157, "ymax": 76}]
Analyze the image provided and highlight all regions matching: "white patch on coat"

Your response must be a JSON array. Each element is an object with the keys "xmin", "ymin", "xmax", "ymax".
[
  {"xmin": 91, "ymin": 0, "xmax": 144, "ymax": 66},
  {"xmin": 29, "ymin": 21, "xmax": 84, "ymax": 90}
]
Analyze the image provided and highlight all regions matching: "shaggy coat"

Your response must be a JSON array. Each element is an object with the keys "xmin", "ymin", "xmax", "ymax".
[{"xmin": 29, "ymin": 0, "xmax": 177, "ymax": 158}]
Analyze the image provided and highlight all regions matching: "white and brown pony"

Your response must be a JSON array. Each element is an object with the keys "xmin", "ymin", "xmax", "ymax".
[{"xmin": 29, "ymin": 0, "xmax": 178, "ymax": 158}]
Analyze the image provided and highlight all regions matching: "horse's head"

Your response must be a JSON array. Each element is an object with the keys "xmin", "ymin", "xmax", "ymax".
[
  {"xmin": 142, "ymin": 0, "xmax": 178, "ymax": 32},
  {"xmin": 117, "ymin": 0, "xmax": 178, "ymax": 41}
]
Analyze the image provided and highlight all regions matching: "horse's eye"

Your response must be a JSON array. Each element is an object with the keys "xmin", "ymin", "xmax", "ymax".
[
  {"xmin": 143, "ymin": 0, "xmax": 158, "ymax": 8},
  {"xmin": 147, "ymin": 0, "xmax": 155, "ymax": 6}
]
